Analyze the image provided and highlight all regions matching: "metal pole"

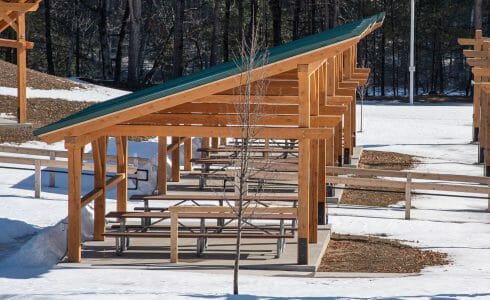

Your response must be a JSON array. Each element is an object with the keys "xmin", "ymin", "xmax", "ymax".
[{"xmin": 409, "ymin": 0, "xmax": 416, "ymax": 105}]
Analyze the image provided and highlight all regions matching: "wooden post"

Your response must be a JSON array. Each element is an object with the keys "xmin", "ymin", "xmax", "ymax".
[
  {"xmin": 171, "ymin": 137, "xmax": 180, "ymax": 182},
  {"xmin": 318, "ymin": 139, "xmax": 326, "ymax": 225},
  {"xmin": 158, "ymin": 136, "xmax": 168, "ymax": 194},
  {"xmin": 49, "ymin": 151, "xmax": 56, "ymax": 187},
  {"xmin": 67, "ymin": 144, "xmax": 82, "ymax": 262},
  {"xmin": 34, "ymin": 159, "xmax": 41, "ymax": 198},
  {"xmin": 16, "ymin": 11, "xmax": 27, "ymax": 124},
  {"xmin": 170, "ymin": 211, "xmax": 179, "ymax": 263},
  {"xmin": 405, "ymin": 173, "xmax": 412, "ymax": 220},
  {"xmin": 116, "ymin": 136, "xmax": 128, "ymax": 212},
  {"xmin": 184, "ymin": 137, "xmax": 192, "ymax": 171},
  {"xmin": 92, "ymin": 136, "xmax": 107, "ymax": 240},
  {"xmin": 201, "ymin": 137, "xmax": 210, "ymax": 158},
  {"xmin": 211, "ymin": 137, "xmax": 219, "ymax": 148},
  {"xmin": 309, "ymin": 69, "xmax": 319, "ymax": 243},
  {"xmin": 297, "ymin": 64, "xmax": 310, "ymax": 264}
]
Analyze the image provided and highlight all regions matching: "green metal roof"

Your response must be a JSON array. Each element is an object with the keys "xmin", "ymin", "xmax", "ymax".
[{"xmin": 34, "ymin": 13, "xmax": 384, "ymax": 138}]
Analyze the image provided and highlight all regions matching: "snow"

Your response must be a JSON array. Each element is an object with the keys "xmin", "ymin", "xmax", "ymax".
[
  {"xmin": 0, "ymin": 84, "xmax": 130, "ymax": 102},
  {"xmin": 1, "ymin": 101, "xmax": 490, "ymax": 299}
]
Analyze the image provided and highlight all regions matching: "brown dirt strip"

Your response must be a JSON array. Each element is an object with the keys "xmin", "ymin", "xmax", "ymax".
[
  {"xmin": 318, "ymin": 234, "xmax": 449, "ymax": 273},
  {"xmin": 340, "ymin": 150, "xmax": 419, "ymax": 207}
]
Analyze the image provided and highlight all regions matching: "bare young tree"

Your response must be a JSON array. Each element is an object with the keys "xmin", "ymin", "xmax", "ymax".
[
  {"xmin": 357, "ymin": 81, "xmax": 369, "ymax": 133},
  {"xmin": 229, "ymin": 17, "xmax": 269, "ymax": 296}
]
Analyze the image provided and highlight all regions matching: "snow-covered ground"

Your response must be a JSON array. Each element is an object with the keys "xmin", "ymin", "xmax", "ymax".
[
  {"xmin": 1, "ymin": 101, "xmax": 489, "ymax": 299},
  {"xmin": 0, "ymin": 82, "xmax": 129, "ymax": 102}
]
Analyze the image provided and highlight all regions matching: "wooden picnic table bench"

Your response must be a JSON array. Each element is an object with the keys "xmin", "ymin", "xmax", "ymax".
[{"xmin": 104, "ymin": 206, "xmax": 297, "ymax": 260}]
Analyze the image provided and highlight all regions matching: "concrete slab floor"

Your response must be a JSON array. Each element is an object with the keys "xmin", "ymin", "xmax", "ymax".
[{"xmin": 79, "ymin": 225, "xmax": 330, "ymax": 273}]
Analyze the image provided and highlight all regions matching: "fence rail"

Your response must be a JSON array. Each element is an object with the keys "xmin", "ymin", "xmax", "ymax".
[
  {"xmin": 0, "ymin": 145, "xmax": 143, "ymax": 198},
  {"xmin": 326, "ymin": 166, "xmax": 490, "ymax": 219}
]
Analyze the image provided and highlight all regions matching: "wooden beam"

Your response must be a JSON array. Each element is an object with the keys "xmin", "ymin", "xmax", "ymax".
[
  {"xmin": 0, "ymin": 38, "xmax": 33, "ymax": 48},
  {"xmin": 81, "ymin": 188, "xmax": 103, "ymax": 208},
  {"xmin": 67, "ymin": 145, "xmax": 82, "ymax": 263},
  {"xmin": 106, "ymin": 174, "xmax": 125, "ymax": 190},
  {"xmin": 195, "ymin": 94, "xmax": 299, "ymax": 104},
  {"xmin": 127, "ymin": 113, "xmax": 342, "ymax": 127},
  {"xmin": 116, "ymin": 136, "xmax": 128, "ymax": 212},
  {"xmin": 16, "ymin": 11, "xmax": 26, "ymax": 123},
  {"xmin": 94, "ymin": 125, "xmax": 334, "ymax": 140},
  {"xmin": 91, "ymin": 136, "xmax": 107, "ymax": 241},
  {"xmin": 158, "ymin": 136, "xmax": 168, "ymax": 194},
  {"xmin": 184, "ymin": 138, "xmax": 192, "ymax": 171},
  {"xmin": 171, "ymin": 137, "xmax": 180, "ymax": 182}
]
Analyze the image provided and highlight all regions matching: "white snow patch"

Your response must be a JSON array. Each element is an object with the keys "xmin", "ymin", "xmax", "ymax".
[
  {"xmin": 0, "ymin": 207, "xmax": 93, "ymax": 268},
  {"xmin": 0, "ymin": 84, "xmax": 129, "ymax": 102}
]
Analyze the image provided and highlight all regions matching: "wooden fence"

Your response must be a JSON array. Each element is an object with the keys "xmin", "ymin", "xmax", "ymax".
[
  {"xmin": 0, "ymin": 145, "xmax": 146, "ymax": 198},
  {"xmin": 326, "ymin": 166, "xmax": 490, "ymax": 219}
]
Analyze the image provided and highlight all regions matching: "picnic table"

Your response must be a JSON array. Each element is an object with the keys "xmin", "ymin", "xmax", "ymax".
[{"xmin": 104, "ymin": 206, "xmax": 298, "ymax": 259}]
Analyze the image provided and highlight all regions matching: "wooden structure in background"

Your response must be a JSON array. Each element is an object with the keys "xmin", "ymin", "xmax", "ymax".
[
  {"xmin": 0, "ymin": 0, "xmax": 40, "ymax": 123},
  {"xmin": 459, "ymin": 30, "xmax": 490, "ymax": 174},
  {"xmin": 35, "ymin": 14, "xmax": 384, "ymax": 265}
]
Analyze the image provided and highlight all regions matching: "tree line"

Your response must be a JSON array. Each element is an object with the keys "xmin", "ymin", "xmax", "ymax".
[{"xmin": 0, "ymin": 0, "xmax": 488, "ymax": 97}]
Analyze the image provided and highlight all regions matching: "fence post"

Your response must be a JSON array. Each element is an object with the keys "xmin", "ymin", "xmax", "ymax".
[
  {"xmin": 405, "ymin": 172, "xmax": 412, "ymax": 220},
  {"xmin": 34, "ymin": 159, "xmax": 41, "ymax": 198},
  {"xmin": 49, "ymin": 151, "xmax": 55, "ymax": 187}
]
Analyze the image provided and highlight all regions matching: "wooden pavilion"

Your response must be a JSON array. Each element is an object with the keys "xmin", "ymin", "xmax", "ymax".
[
  {"xmin": 0, "ymin": 0, "xmax": 40, "ymax": 123},
  {"xmin": 34, "ymin": 13, "xmax": 385, "ymax": 265}
]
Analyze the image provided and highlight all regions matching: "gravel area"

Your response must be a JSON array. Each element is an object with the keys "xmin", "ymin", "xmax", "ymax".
[{"xmin": 319, "ymin": 233, "xmax": 449, "ymax": 273}]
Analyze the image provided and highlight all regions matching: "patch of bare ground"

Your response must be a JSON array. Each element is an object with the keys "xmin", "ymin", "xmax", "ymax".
[
  {"xmin": 341, "ymin": 150, "xmax": 419, "ymax": 207},
  {"xmin": 0, "ymin": 95, "xmax": 92, "ymax": 143},
  {"xmin": 318, "ymin": 234, "xmax": 449, "ymax": 273},
  {"xmin": 0, "ymin": 60, "xmax": 84, "ymax": 90}
]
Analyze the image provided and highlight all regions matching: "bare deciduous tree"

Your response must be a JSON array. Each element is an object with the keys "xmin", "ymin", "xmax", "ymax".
[{"xmin": 229, "ymin": 18, "xmax": 269, "ymax": 296}]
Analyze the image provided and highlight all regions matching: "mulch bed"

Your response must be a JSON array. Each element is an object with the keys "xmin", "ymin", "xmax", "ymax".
[
  {"xmin": 0, "ymin": 60, "xmax": 83, "ymax": 90},
  {"xmin": 318, "ymin": 233, "xmax": 449, "ymax": 273},
  {"xmin": 340, "ymin": 150, "xmax": 419, "ymax": 207}
]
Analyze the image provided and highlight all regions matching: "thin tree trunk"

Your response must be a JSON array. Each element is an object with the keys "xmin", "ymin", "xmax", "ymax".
[
  {"xmin": 474, "ymin": 0, "xmax": 483, "ymax": 30},
  {"xmin": 75, "ymin": 0, "xmax": 81, "ymax": 77},
  {"xmin": 223, "ymin": 0, "xmax": 231, "ymax": 62},
  {"xmin": 310, "ymin": 0, "xmax": 316, "ymax": 34},
  {"xmin": 128, "ymin": 0, "xmax": 141, "ymax": 85},
  {"xmin": 292, "ymin": 0, "xmax": 301, "ymax": 40},
  {"xmin": 210, "ymin": 0, "xmax": 220, "ymax": 66},
  {"xmin": 380, "ymin": 15, "xmax": 385, "ymax": 96},
  {"xmin": 248, "ymin": 0, "xmax": 258, "ymax": 42},
  {"xmin": 322, "ymin": 0, "xmax": 329, "ymax": 30},
  {"xmin": 172, "ymin": 0, "xmax": 184, "ymax": 78},
  {"xmin": 269, "ymin": 0, "xmax": 281, "ymax": 45},
  {"xmin": 329, "ymin": 0, "xmax": 338, "ymax": 29},
  {"xmin": 238, "ymin": 0, "xmax": 244, "ymax": 43},
  {"xmin": 99, "ymin": 0, "xmax": 112, "ymax": 79},
  {"xmin": 115, "ymin": 1, "xmax": 130, "ymax": 84},
  {"xmin": 44, "ymin": 0, "xmax": 54, "ymax": 75}
]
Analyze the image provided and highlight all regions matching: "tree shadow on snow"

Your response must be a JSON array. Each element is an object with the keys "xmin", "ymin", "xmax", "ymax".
[{"xmin": 185, "ymin": 292, "xmax": 490, "ymax": 300}]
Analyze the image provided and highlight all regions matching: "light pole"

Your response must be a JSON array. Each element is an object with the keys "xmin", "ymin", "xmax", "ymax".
[{"xmin": 409, "ymin": 0, "xmax": 416, "ymax": 105}]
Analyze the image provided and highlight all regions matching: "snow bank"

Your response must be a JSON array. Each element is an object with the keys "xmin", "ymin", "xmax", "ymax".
[
  {"xmin": 0, "ymin": 219, "xmax": 38, "ymax": 245},
  {"xmin": 0, "ymin": 207, "xmax": 94, "ymax": 268}
]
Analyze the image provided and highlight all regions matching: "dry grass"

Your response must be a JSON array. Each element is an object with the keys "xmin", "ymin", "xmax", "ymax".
[{"xmin": 318, "ymin": 233, "xmax": 449, "ymax": 273}]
